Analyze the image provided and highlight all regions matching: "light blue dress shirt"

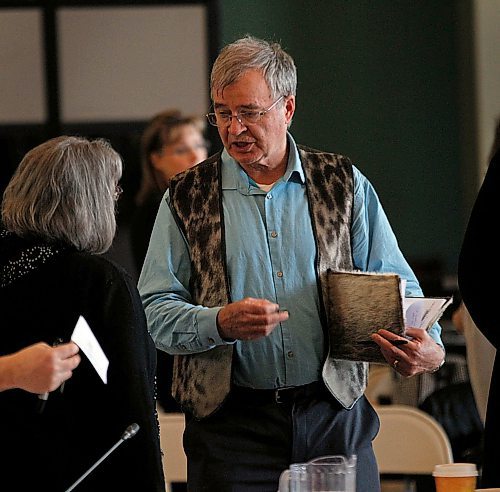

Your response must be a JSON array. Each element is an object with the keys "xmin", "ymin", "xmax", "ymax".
[{"xmin": 138, "ymin": 134, "xmax": 442, "ymax": 389}]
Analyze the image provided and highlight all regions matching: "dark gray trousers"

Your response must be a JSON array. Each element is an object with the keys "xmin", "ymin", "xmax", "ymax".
[{"xmin": 183, "ymin": 385, "xmax": 381, "ymax": 492}]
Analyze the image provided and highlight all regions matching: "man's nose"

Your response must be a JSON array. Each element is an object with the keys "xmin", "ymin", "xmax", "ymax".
[{"xmin": 228, "ymin": 114, "xmax": 247, "ymax": 134}]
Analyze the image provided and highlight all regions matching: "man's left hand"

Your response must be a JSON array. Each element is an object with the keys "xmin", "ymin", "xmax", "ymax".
[{"xmin": 370, "ymin": 328, "xmax": 445, "ymax": 377}]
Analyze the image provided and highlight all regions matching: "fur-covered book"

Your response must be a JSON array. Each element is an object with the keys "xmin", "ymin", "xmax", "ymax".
[{"xmin": 324, "ymin": 269, "xmax": 452, "ymax": 364}]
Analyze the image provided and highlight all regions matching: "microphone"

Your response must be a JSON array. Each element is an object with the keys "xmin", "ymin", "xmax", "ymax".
[
  {"xmin": 122, "ymin": 422, "xmax": 140, "ymax": 440},
  {"xmin": 64, "ymin": 423, "xmax": 140, "ymax": 492}
]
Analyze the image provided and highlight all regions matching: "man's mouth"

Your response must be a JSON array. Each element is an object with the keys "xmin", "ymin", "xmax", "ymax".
[{"xmin": 231, "ymin": 141, "xmax": 254, "ymax": 151}]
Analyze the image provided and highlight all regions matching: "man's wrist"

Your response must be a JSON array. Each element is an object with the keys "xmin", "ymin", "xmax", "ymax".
[{"xmin": 428, "ymin": 357, "xmax": 445, "ymax": 373}]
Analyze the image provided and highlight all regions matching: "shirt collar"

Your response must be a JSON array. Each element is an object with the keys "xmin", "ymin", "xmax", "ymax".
[{"xmin": 220, "ymin": 132, "xmax": 305, "ymax": 191}]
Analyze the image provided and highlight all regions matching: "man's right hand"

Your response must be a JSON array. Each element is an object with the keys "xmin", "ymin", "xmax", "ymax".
[{"xmin": 216, "ymin": 297, "xmax": 289, "ymax": 341}]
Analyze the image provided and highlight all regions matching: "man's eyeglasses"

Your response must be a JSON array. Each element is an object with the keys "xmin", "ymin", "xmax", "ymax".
[{"xmin": 206, "ymin": 95, "xmax": 284, "ymax": 128}]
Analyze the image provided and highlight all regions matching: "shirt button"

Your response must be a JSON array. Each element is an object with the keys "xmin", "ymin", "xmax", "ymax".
[
  {"xmin": 287, "ymin": 351, "xmax": 294, "ymax": 358},
  {"xmin": 208, "ymin": 337, "xmax": 215, "ymax": 344},
  {"xmin": 271, "ymin": 231, "xmax": 278, "ymax": 238},
  {"xmin": 267, "ymin": 194, "xmax": 273, "ymax": 200},
  {"xmin": 277, "ymin": 271, "xmax": 283, "ymax": 278}
]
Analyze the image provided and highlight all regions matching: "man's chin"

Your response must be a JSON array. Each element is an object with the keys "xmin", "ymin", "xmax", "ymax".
[{"xmin": 228, "ymin": 149, "xmax": 261, "ymax": 166}]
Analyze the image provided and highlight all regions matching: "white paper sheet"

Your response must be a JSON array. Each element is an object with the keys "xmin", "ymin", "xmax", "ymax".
[{"xmin": 71, "ymin": 315, "xmax": 109, "ymax": 384}]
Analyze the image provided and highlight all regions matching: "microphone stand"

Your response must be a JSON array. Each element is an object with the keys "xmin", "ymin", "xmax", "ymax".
[{"xmin": 64, "ymin": 423, "xmax": 140, "ymax": 492}]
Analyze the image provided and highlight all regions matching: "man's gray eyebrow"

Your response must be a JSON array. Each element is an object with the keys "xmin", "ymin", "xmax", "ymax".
[{"xmin": 213, "ymin": 102, "xmax": 259, "ymax": 110}]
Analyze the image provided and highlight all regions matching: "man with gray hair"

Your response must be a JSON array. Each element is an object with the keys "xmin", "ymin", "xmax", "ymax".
[{"xmin": 139, "ymin": 35, "xmax": 445, "ymax": 491}]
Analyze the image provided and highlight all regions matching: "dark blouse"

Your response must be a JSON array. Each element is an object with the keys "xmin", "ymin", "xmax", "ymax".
[{"xmin": 0, "ymin": 231, "xmax": 165, "ymax": 491}]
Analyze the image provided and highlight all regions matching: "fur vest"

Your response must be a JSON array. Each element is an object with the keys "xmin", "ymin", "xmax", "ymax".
[{"xmin": 168, "ymin": 145, "xmax": 368, "ymax": 419}]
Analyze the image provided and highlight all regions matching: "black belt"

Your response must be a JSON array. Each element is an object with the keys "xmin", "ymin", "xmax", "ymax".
[{"xmin": 231, "ymin": 381, "xmax": 324, "ymax": 405}]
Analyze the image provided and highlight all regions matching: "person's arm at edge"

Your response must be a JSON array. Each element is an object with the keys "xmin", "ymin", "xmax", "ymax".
[{"xmin": 459, "ymin": 149, "xmax": 500, "ymax": 349}]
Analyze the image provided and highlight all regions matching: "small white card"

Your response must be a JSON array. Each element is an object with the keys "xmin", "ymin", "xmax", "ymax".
[{"xmin": 71, "ymin": 315, "xmax": 109, "ymax": 384}]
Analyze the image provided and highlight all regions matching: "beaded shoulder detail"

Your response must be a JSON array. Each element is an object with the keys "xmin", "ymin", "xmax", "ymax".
[{"xmin": 0, "ymin": 229, "xmax": 63, "ymax": 288}]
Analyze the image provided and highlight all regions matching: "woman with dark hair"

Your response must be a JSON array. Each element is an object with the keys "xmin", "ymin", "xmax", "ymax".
[
  {"xmin": 0, "ymin": 136, "xmax": 165, "ymax": 491},
  {"xmin": 131, "ymin": 109, "xmax": 209, "ymax": 273}
]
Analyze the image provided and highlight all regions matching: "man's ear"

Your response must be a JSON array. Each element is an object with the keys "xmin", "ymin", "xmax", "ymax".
[{"xmin": 284, "ymin": 95, "xmax": 296, "ymax": 126}]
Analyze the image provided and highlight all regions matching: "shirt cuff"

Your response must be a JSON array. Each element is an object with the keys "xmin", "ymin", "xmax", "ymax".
[{"xmin": 196, "ymin": 306, "xmax": 236, "ymax": 346}]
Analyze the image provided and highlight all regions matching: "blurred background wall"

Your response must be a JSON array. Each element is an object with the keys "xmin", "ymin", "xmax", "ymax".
[{"xmin": 1, "ymin": 0, "xmax": 499, "ymax": 289}]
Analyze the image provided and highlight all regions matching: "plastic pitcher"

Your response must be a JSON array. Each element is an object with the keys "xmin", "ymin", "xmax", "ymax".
[{"xmin": 278, "ymin": 454, "xmax": 357, "ymax": 492}]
